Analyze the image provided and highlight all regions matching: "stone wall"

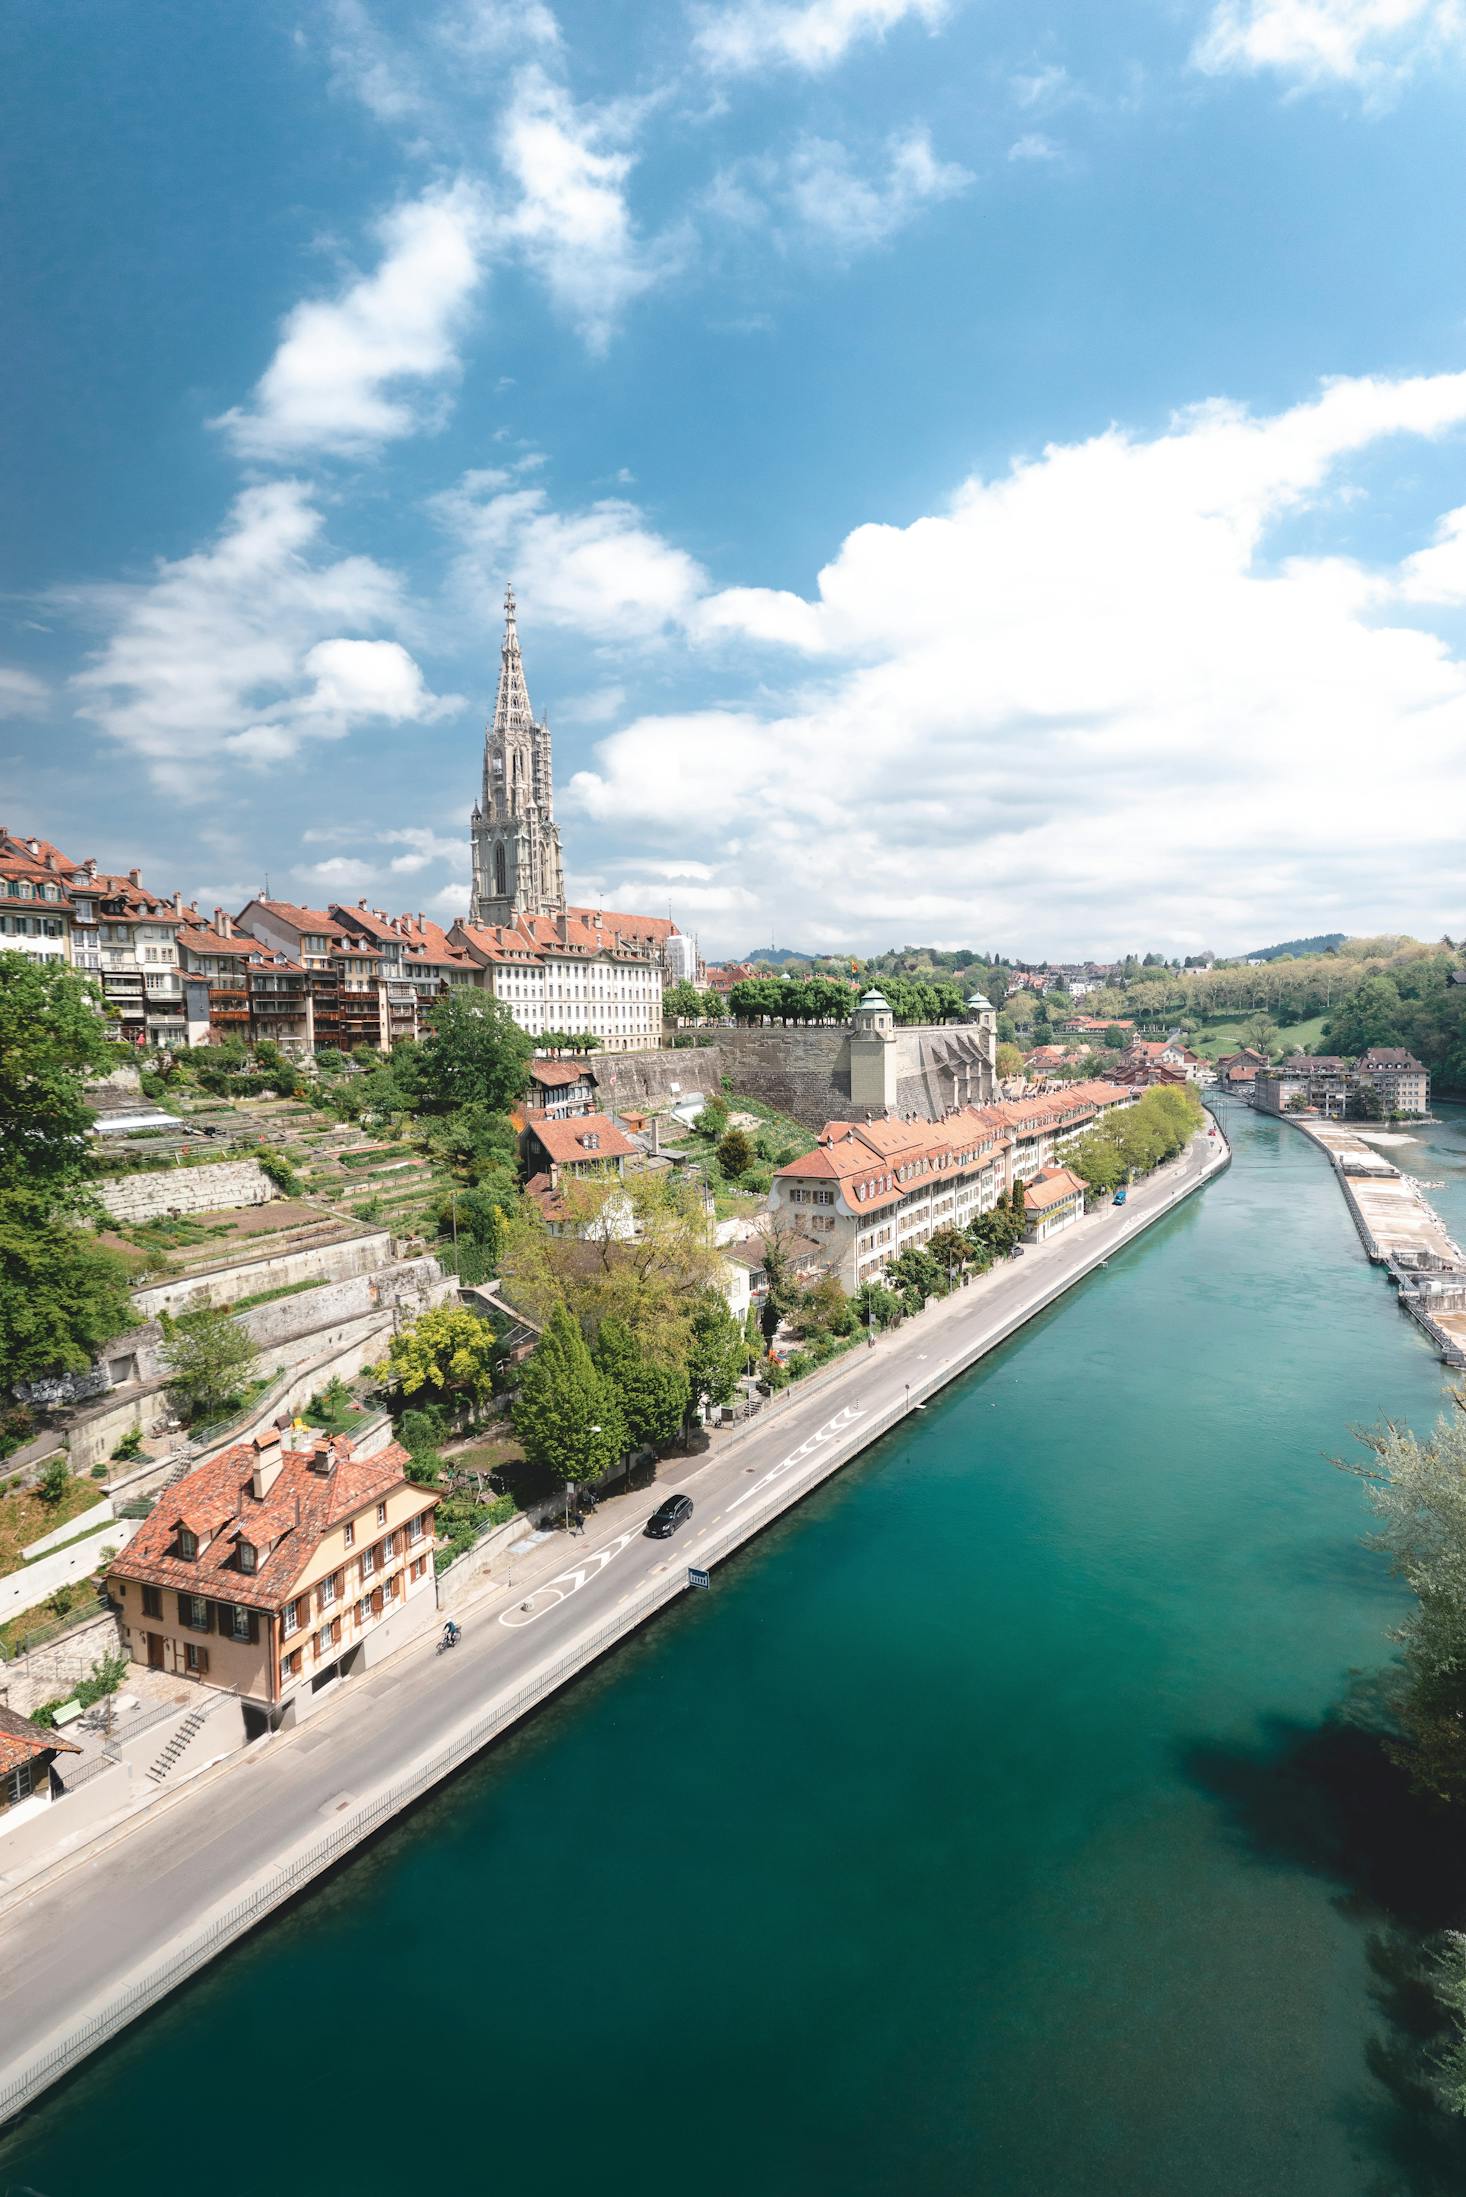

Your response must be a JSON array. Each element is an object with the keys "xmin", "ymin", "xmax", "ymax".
[
  {"xmin": 96, "ymin": 1159, "xmax": 275, "ymax": 1225},
  {"xmin": 0, "ymin": 1608, "xmax": 124, "ymax": 1718},
  {"xmin": 233, "ymin": 1254, "xmax": 449, "ymax": 1349},
  {"xmin": 607, "ymin": 1023, "xmax": 993, "ymax": 1130},
  {"xmin": 130, "ymin": 1225, "xmax": 394, "ymax": 1318},
  {"xmin": 0, "ymin": 1517, "xmax": 140, "ymax": 1624}
]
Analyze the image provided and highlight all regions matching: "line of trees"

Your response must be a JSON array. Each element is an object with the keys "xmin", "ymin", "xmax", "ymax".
[{"xmin": 1064, "ymin": 1086, "xmax": 1203, "ymax": 1197}]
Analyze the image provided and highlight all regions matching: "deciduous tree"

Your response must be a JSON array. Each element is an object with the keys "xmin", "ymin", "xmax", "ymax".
[
  {"xmin": 513, "ymin": 1306, "xmax": 624, "ymax": 1483},
  {"xmin": 379, "ymin": 1303, "xmax": 503, "ymax": 1409},
  {"xmin": 161, "ymin": 1303, "xmax": 258, "ymax": 1425},
  {"xmin": 416, "ymin": 990, "xmax": 533, "ymax": 1114}
]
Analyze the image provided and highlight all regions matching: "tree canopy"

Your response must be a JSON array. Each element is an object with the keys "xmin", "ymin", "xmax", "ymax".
[
  {"xmin": 415, "ymin": 989, "xmax": 534, "ymax": 1114},
  {"xmin": 0, "ymin": 955, "xmax": 113, "ymax": 1204},
  {"xmin": 513, "ymin": 1305, "xmax": 625, "ymax": 1483},
  {"xmin": 378, "ymin": 1302, "xmax": 504, "ymax": 1408}
]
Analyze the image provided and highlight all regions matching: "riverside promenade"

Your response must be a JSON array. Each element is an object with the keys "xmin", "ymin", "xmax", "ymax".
[{"xmin": 0, "ymin": 1119, "xmax": 1227, "ymax": 2128}]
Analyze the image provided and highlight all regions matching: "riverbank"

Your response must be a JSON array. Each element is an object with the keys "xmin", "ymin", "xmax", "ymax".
[{"xmin": 0, "ymin": 1121, "xmax": 1227, "ymax": 2130}]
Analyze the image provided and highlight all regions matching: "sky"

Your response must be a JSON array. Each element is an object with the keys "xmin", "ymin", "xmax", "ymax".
[{"xmin": 3, "ymin": 0, "xmax": 1466, "ymax": 962}]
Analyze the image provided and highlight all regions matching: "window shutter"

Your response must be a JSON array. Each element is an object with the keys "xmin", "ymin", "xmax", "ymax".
[
  {"xmin": 177, "ymin": 1592, "xmax": 191, "ymax": 1625},
  {"xmin": 248, "ymin": 1610, "xmax": 260, "ymax": 1645}
]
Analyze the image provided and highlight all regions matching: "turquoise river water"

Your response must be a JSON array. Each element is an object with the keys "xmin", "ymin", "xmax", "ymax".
[{"xmin": 11, "ymin": 1104, "xmax": 1466, "ymax": 2196}]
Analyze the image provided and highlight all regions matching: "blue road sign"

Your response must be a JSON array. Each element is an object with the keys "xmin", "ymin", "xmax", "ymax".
[{"xmin": 687, "ymin": 1567, "xmax": 711, "ymax": 1590}]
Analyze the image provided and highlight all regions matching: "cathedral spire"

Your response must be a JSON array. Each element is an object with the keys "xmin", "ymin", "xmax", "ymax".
[{"xmin": 469, "ymin": 586, "xmax": 566, "ymax": 927}]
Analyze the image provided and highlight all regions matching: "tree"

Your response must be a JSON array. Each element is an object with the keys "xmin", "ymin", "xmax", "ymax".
[
  {"xmin": 0, "ymin": 954, "xmax": 113, "ymax": 1203},
  {"xmin": 513, "ymin": 1306, "xmax": 624, "ymax": 1482},
  {"xmin": 379, "ymin": 1303, "xmax": 504, "ymax": 1410},
  {"xmin": 1103, "ymin": 1024, "xmax": 1128, "ymax": 1049},
  {"xmin": 0, "ymin": 1195, "xmax": 137, "ymax": 1385},
  {"xmin": 1241, "ymin": 1012, "xmax": 1278, "ymax": 1058},
  {"xmin": 425, "ymin": 1101, "xmax": 519, "ymax": 1188},
  {"xmin": 685, "ymin": 1290, "xmax": 745, "ymax": 1419},
  {"xmin": 697, "ymin": 1094, "xmax": 729, "ymax": 1140},
  {"xmin": 161, "ymin": 1303, "xmax": 258, "ymax": 1425},
  {"xmin": 1327, "ymin": 973, "xmax": 1406, "ymax": 1056},
  {"xmin": 664, "ymin": 979, "xmax": 705, "ymax": 1023},
  {"xmin": 717, "ymin": 1126, "xmax": 755, "ymax": 1177},
  {"xmin": 416, "ymin": 989, "xmax": 533, "ymax": 1114},
  {"xmin": 499, "ymin": 1170, "xmax": 724, "ymax": 1362},
  {"xmin": 995, "ymin": 1043, "xmax": 1025, "ymax": 1078},
  {"xmin": 853, "ymin": 1279, "xmax": 902, "ymax": 1330},
  {"xmin": 593, "ymin": 1318, "xmax": 691, "ymax": 1449}
]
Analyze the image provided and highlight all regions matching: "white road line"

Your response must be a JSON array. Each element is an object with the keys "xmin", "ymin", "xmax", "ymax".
[
  {"xmin": 498, "ymin": 1526, "xmax": 644, "ymax": 1628},
  {"xmin": 725, "ymin": 1404, "xmax": 865, "ymax": 1515}
]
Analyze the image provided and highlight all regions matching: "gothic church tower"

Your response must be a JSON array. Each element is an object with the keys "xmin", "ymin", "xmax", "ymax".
[{"xmin": 469, "ymin": 586, "xmax": 566, "ymax": 927}]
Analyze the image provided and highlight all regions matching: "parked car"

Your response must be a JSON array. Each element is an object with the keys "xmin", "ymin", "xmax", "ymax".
[
  {"xmin": 645, "ymin": 1493, "xmax": 694, "ymax": 1538},
  {"xmin": 1113, "ymin": 1189, "xmax": 1128, "ymax": 1205}
]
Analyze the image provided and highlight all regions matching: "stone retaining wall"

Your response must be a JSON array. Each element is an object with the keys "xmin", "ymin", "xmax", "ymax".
[
  {"xmin": 607, "ymin": 1024, "xmax": 994, "ymax": 1130},
  {"xmin": 96, "ymin": 1160, "xmax": 275, "ymax": 1224},
  {"xmin": 131, "ymin": 1227, "xmax": 393, "ymax": 1318},
  {"xmin": 0, "ymin": 1609, "xmax": 124, "ymax": 1718}
]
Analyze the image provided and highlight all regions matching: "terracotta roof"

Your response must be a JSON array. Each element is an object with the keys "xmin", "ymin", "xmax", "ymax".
[
  {"xmin": 106, "ymin": 1436, "xmax": 419, "ymax": 1613},
  {"xmin": 0, "ymin": 1703, "xmax": 80, "ymax": 1776},
  {"xmin": 1024, "ymin": 1165, "xmax": 1087, "ymax": 1213},
  {"xmin": 566, "ymin": 904, "xmax": 677, "ymax": 942},
  {"xmin": 1358, "ymin": 1047, "xmax": 1426, "ymax": 1069},
  {"xmin": 525, "ymin": 1112, "xmax": 636, "ymax": 1165},
  {"xmin": 776, "ymin": 1106, "xmax": 1011, "ymax": 1215},
  {"xmin": 528, "ymin": 1059, "xmax": 595, "ymax": 1088},
  {"xmin": 240, "ymin": 898, "xmax": 339, "ymax": 933}
]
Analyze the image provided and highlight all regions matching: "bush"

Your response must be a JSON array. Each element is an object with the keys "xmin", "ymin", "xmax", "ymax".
[
  {"xmin": 37, "ymin": 1458, "xmax": 71, "ymax": 1507},
  {"xmin": 90, "ymin": 1461, "xmax": 108, "ymax": 1479},
  {"xmin": 110, "ymin": 1427, "xmax": 144, "ymax": 1462}
]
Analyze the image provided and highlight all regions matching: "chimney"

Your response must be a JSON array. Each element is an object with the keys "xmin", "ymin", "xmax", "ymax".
[
  {"xmin": 308, "ymin": 1438, "xmax": 338, "ymax": 1477},
  {"xmin": 251, "ymin": 1429, "xmax": 284, "ymax": 1500},
  {"xmin": 128, "ymin": 867, "xmax": 141, "ymax": 886},
  {"xmin": 214, "ymin": 908, "xmax": 234, "ymax": 937},
  {"xmin": 359, "ymin": 898, "xmax": 368, "ymax": 909},
  {"xmin": 173, "ymin": 890, "xmax": 184, "ymax": 914},
  {"xmin": 85, "ymin": 858, "xmax": 97, "ymax": 880},
  {"xmin": 26, "ymin": 836, "xmax": 39, "ymax": 855}
]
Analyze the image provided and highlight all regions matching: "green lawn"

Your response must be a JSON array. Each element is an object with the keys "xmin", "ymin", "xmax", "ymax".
[{"xmin": 1187, "ymin": 1013, "xmax": 1329, "ymax": 1060}]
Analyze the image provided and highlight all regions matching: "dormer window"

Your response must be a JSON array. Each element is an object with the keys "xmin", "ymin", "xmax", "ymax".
[
  {"xmin": 177, "ymin": 1527, "xmax": 198, "ymax": 1562},
  {"xmin": 237, "ymin": 1540, "xmax": 257, "ymax": 1574}
]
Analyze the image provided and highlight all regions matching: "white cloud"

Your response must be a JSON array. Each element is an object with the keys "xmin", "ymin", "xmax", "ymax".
[
  {"xmin": 437, "ymin": 0, "xmax": 560, "ymax": 58},
  {"xmin": 70, "ymin": 482, "xmax": 454, "ymax": 794},
  {"xmin": 1008, "ymin": 132, "xmax": 1063, "ymax": 162},
  {"xmin": 379, "ymin": 825, "xmax": 464, "ymax": 873},
  {"xmin": 497, "ymin": 68, "xmax": 675, "ymax": 349},
  {"xmin": 214, "ymin": 181, "xmax": 486, "ymax": 460},
  {"xmin": 325, "ymin": 0, "xmax": 558, "ymax": 127},
  {"xmin": 695, "ymin": 0, "xmax": 952, "ymax": 74},
  {"xmin": 708, "ymin": 127, "xmax": 971, "ymax": 258},
  {"xmin": 1010, "ymin": 63, "xmax": 1071, "ymax": 107},
  {"xmin": 432, "ymin": 473, "xmax": 708, "ymax": 639},
  {"xmin": 1193, "ymin": 0, "xmax": 1464, "ymax": 83},
  {"xmin": 781, "ymin": 129, "xmax": 972, "ymax": 252},
  {"xmin": 0, "ymin": 666, "xmax": 47, "ymax": 716},
  {"xmin": 1397, "ymin": 506, "xmax": 1466, "ymax": 603},
  {"xmin": 563, "ymin": 369, "xmax": 1466, "ymax": 955}
]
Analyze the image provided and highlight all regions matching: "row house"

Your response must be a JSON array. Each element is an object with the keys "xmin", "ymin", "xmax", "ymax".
[
  {"xmin": 451, "ymin": 907, "xmax": 664, "ymax": 1052},
  {"xmin": 176, "ymin": 908, "xmax": 264, "ymax": 1044},
  {"xmin": 89, "ymin": 870, "xmax": 187, "ymax": 1049},
  {"xmin": 386, "ymin": 912, "xmax": 482, "ymax": 1016},
  {"xmin": 1254, "ymin": 1051, "xmax": 1430, "ymax": 1120},
  {"xmin": 1355, "ymin": 1047, "xmax": 1430, "ymax": 1116},
  {"xmin": 105, "ymin": 1428, "xmax": 437, "ymax": 1734},
  {"xmin": 991, "ymin": 1080, "xmax": 1138, "ymax": 1182},
  {"xmin": 235, "ymin": 899, "xmax": 392, "ymax": 1055},
  {"xmin": 0, "ymin": 844, "xmax": 70, "ymax": 966},
  {"xmin": 770, "ymin": 1106, "xmax": 1014, "ymax": 1291},
  {"xmin": 329, "ymin": 902, "xmax": 427, "ymax": 1044}
]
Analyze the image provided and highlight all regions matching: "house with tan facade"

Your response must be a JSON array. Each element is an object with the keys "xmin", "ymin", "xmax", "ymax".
[
  {"xmin": 1023, "ymin": 1164, "xmax": 1088, "ymax": 1242},
  {"xmin": 105, "ymin": 1429, "xmax": 436, "ymax": 1733}
]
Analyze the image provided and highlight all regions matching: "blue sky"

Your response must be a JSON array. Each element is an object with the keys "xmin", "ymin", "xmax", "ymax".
[{"xmin": 3, "ymin": 0, "xmax": 1465, "ymax": 958}]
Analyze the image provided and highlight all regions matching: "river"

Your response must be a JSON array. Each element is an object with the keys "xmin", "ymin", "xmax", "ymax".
[{"xmin": 7, "ymin": 1103, "xmax": 1466, "ymax": 2196}]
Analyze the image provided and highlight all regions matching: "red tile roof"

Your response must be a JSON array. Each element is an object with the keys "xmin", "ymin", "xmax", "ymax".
[
  {"xmin": 1024, "ymin": 1164, "xmax": 1087, "ymax": 1213},
  {"xmin": 106, "ymin": 1436, "xmax": 419, "ymax": 1613},
  {"xmin": 0, "ymin": 1703, "xmax": 80, "ymax": 1776},
  {"xmin": 525, "ymin": 1112, "xmax": 637, "ymax": 1166}
]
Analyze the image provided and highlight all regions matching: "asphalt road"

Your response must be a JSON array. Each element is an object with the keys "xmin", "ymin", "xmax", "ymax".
[{"xmin": 0, "ymin": 1124, "xmax": 1225, "ymax": 2112}]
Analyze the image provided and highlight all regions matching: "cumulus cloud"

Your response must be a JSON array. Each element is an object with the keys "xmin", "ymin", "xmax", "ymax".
[
  {"xmin": 214, "ymin": 181, "xmax": 486, "ymax": 460},
  {"xmin": 561, "ymin": 370, "xmax": 1466, "ymax": 955},
  {"xmin": 70, "ymin": 482, "xmax": 455, "ymax": 794},
  {"xmin": 0, "ymin": 665, "xmax": 47, "ymax": 715},
  {"xmin": 497, "ymin": 67, "xmax": 677, "ymax": 349},
  {"xmin": 432, "ymin": 472, "xmax": 708, "ymax": 639},
  {"xmin": 1193, "ymin": 0, "xmax": 1464, "ymax": 83},
  {"xmin": 1008, "ymin": 132, "xmax": 1063, "ymax": 162},
  {"xmin": 695, "ymin": 0, "xmax": 952, "ymax": 74},
  {"xmin": 707, "ymin": 126, "xmax": 971, "ymax": 258}
]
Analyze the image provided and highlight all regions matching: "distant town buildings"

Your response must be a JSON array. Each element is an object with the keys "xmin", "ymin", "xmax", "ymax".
[{"xmin": 1253, "ymin": 1050, "xmax": 1430, "ymax": 1120}]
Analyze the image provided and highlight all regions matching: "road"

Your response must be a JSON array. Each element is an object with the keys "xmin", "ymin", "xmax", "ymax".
[{"xmin": 0, "ymin": 1123, "xmax": 1225, "ymax": 2120}]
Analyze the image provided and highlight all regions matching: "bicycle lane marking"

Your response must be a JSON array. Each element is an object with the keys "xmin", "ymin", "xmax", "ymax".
[
  {"xmin": 724, "ymin": 1403, "xmax": 865, "ymax": 1515},
  {"xmin": 498, "ymin": 1527, "xmax": 645, "ymax": 1628}
]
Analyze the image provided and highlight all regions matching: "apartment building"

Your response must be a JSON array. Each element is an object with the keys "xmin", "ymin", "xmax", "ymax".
[
  {"xmin": 770, "ymin": 1106, "xmax": 1013, "ymax": 1291},
  {"xmin": 1355, "ymin": 1047, "xmax": 1430, "ymax": 1116},
  {"xmin": 0, "ymin": 847, "xmax": 70, "ymax": 965},
  {"xmin": 106, "ymin": 1428, "xmax": 437, "ymax": 1733},
  {"xmin": 992, "ymin": 1081, "xmax": 1137, "ymax": 1182},
  {"xmin": 451, "ymin": 908, "xmax": 663, "ymax": 1052},
  {"xmin": 1023, "ymin": 1165, "xmax": 1088, "ymax": 1242},
  {"xmin": 329, "ymin": 902, "xmax": 425, "ymax": 1045},
  {"xmin": 235, "ymin": 899, "xmax": 391, "ymax": 1054}
]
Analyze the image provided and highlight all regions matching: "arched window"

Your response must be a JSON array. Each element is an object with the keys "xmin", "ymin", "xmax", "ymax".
[{"xmin": 494, "ymin": 843, "xmax": 507, "ymax": 899}]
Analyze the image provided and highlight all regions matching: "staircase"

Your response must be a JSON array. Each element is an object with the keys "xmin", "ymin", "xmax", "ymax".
[{"xmin": 146, "ymin": 1705, "xmax": 209, "ymax": 1784}]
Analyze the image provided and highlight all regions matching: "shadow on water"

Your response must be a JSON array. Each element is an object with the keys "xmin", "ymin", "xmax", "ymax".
[{"xmin": 1178, "ymin": 1682, "xmax": 1466, "ymax": 2192}]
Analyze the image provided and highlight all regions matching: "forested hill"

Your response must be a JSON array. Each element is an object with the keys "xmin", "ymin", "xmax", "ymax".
[{"xmin": 1245, "ymin": 933, "xmax": 1347, "ymax": 961}]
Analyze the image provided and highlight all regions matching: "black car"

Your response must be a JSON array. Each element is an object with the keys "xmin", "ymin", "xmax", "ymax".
[{"xmin": 645, "ymin": 1493, "xmax": 693, "ymax": 1538}]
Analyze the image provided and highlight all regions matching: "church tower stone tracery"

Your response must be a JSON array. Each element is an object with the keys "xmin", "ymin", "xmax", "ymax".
[{"xmin": 469, "ymin": 586, "xmax": 566, "ymax": 928}]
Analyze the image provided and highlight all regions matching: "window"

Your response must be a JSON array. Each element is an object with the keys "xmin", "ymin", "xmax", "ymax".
[
  {"xmin": 5, "ymin": 1761, "xmax": 35, "ymax": 1808},
  {"xmin": 408, "ymin": 1514, "xmax": 425, "ymax": 1545},
  {"xmin": 319, "ymin": 1573, "xmax": 338, "ymax": 1610},
  {"xmin": 282, "ymin": 1601, "xmax": 298, "ymax": 1639},
  {"xmin": 383, "ymin": 1531, "xmax": 396, "ymax": 1560},
  {"xmin": 284, "ymin": 1648, "xmax": 302, "ymax": 1678},
  {"xmin": 185, "ymin": 1642, "xmax": 209, "ymax": 1676},
  {"xmin": 343, "ymin": 1519, "xmax": 355, "ymax": 1548},
  {"xmin": 178, "ymin": 1593, "xmax": 210, "ymax": 1632},
  {"xmin": 237, "ymin": 1540, "xmax": 257, "ymax": 1574},
  {"xmin": 376, "ymin": 1501, "xmax": 387, "ymax": 1526},
  {"xmin": 176, "ymin": 1527, "xmax": 198, "ymax": 1561},
  {"xmin": 228, "ymin": 1605, "xmax": 253, "ymax": 1644},
  {"xmin": 141, "ymin": 1584, "xmax": 162, "ymax": 1619},
  {"xmin": 361, "ymin": 1545, "xmax": 376, "ymax": 1579}
]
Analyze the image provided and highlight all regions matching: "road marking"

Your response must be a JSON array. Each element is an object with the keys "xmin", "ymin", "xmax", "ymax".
[
  {"xmin": 725, "ymin": 1404, "xmax": 865, "ymax": 1515},
  {"xmin": 498, "ymin": 1526, "xmax": 644, "ymax": 1628}
]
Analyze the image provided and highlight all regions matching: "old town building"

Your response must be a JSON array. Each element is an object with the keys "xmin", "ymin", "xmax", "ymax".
[{"xmin": 106, "ymin": 1429, "xmax": 437, "ymax": 1733}]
